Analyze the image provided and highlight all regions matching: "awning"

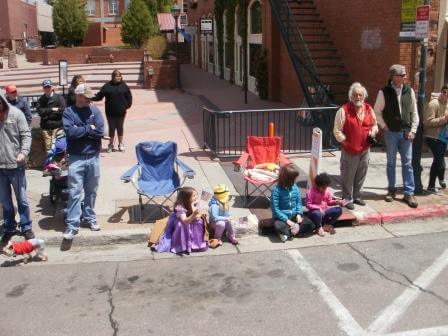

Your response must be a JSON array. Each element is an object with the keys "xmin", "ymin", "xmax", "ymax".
[
  {"xmin": 37, "ymin": 2, "xmax": 54, "ymax": 32},
  {"xmin": 157, "ymin": 13, "xmax": 175, "ymax": 32}
]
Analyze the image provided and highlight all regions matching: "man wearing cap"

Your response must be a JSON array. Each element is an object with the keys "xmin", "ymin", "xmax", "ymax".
[
  {"xmin": 37, "ymin": 79, "xmax": 66, "ymax": 153},
  {"xmin": 5, "ymin": 84, "xmax": 32, "ymax": 127},
  {"xmin": 374, "ymin": 64, "xmax": 419, "ymax": 208},
  {"xmin": 0, "ymin": 91, "xmax": 35, "ymax": 243},
  {"xmin": 62, "ymin": 83, "xmax": 105, "ymax": 240}
]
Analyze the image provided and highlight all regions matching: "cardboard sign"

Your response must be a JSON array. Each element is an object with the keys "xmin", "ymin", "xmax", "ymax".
[{"xmin": 308, "ymin": 127, "xmax": 322, "ymax": 189}]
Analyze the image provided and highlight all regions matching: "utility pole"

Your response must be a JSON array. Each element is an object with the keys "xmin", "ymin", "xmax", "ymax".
[{"xmin": 412, "ymin": 0, "xmax": 431, "ymax": 194}]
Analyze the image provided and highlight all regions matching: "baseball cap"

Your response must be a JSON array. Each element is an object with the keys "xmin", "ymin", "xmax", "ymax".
[
  {"xmin": 42, "ymin": 79, "xmax": 53, "ymax": 87},
  {"xmin": 5, "ymin": 84, "xmax": 17, "ymax": 94},
  {"xmin": 74, "ymin": 83, "xmax": 95, "ymax": 99},
  {"xmin": 388, "ymin": 64, "xmax": 407, "ymax": 77}
]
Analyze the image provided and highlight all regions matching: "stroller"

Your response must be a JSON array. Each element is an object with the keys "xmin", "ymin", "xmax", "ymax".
[{"xmin": 43, "ymin": 131, "xmax": 69, "ymax": 204}]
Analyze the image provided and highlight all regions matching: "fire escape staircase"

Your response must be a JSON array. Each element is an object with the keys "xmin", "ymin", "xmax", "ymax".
[{"xmin": 269, "ymin": 0, "xmax": 351, "ymax": 106}]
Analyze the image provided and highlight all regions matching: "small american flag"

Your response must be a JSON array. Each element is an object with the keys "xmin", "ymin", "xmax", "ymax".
[{"xmin": 200, "ymin": 190, "xmax": 212, "ymax": 202}]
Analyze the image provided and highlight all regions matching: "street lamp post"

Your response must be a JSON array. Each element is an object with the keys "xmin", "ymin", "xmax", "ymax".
[{"xmin": 171, "ymin": 4, "xmax": 181, "ymax": 89}]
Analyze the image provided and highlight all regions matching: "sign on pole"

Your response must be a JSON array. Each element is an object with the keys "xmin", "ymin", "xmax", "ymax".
[
  {"xmin": 400, "ymin": 0, "xmax": 425, "ymax": 41},
  {"xmin": 308, "ymin": 128, "xmax": 322, "ymax": 189},
  {"xmin": 58, "ymin": 60, "xmax": 68, "ymax": 86},
  {"xmin": 415, "ymin": 5, "xmax": 431, "ymax": 40},
  {"xmin": 200, "ymin": 18, "xmax": 213, "ymax": 34}
]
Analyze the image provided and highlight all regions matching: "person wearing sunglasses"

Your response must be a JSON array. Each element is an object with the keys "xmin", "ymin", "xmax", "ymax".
[
  {"xmin": 423, "ymin": 85, "xmax": 448, "ymax": 193},
  {"xmin": 373, "ymin": 64, "xmax": 419, "ymax": 208}
]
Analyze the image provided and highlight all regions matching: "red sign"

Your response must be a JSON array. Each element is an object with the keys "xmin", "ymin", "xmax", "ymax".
[{"xmin": 416, "ymin": 5, "xmax": 430, "ymax": 21}]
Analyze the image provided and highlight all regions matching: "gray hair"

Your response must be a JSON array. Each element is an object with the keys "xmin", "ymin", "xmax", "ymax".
[{"xmin": 348, "ymin": 82, "xmax": 368, "ymax": 101}]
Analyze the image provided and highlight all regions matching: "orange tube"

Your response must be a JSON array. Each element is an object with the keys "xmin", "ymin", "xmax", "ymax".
[{"xmin": 269, "ymin": 122, "xmax": 275, "ymax": 137}]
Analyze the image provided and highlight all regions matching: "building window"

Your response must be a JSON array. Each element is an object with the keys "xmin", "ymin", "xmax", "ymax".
[
  {"xmin": 86, "ymin": 0, "xmax": 95, "ymax": 16},
  {"xmin": 109, "ymin": 0, "xmax": 118, "ymax": 16},
  {"xmin": 124, "ymin": 0, "xmax": 130, "ymax": 9},
  {"xmin": 250, "ymin": 1, "xmax": 262, "ymax": 34},
  {"xmin": 183, "ymin": 0, "xmax": 189, "ymax": 13}
]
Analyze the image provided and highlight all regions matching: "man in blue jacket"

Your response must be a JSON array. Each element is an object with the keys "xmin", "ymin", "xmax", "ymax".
[
  {"xmin": 5, "ymin": 84, "xmax": 32, "ymax": 126},
  {"xmin": 62, "ymin": 84, "xmax": 105, "ymax": 240}
]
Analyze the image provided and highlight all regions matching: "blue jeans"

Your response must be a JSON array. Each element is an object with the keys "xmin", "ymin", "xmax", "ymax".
[
  {"xmin": 384, "ymin": 130, "xmax": 415, "ymax": 195},
  {"xmin": 0, "ymin": 167, "xmax": 32, "ymax": 232},
  {"xmin": 306, "ymin": 207, "xmax": 342, "ymax": 228},
  {"xmin": 65, "ymin": 155, "xmax": 100, "ymax": 231}
]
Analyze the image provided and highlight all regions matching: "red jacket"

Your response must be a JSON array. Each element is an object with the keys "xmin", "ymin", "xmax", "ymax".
[{"xmin": 341, "ymin": 102, "xmax": 374, "ymax": 155}]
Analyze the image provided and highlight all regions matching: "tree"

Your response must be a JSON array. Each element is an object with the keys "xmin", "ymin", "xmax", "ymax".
[
  {"xmin": 122, "ymin": 0, "xmax": 155, "ymax": 48},
  {"xmin": 144, "ymin": 0, "xmax": 173, "ymax": 14},
  {"xmin": 52, "ymin": 0, "xmax": 88, "ymax": 47}
]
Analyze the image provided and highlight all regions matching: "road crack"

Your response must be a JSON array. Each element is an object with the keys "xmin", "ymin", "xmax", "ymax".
[
  {"xmin": 108, "ymin": 263, "xmax": 120, "ymax": 336},
  {"xmin": 348, "ymin": 244, "xmax": 448, "ymax": 306}
]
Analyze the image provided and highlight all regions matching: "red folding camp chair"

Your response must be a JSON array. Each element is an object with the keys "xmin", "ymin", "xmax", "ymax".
[{"xmin": 233, "ymin": 136, "xmax": 291, "ymax": 207}]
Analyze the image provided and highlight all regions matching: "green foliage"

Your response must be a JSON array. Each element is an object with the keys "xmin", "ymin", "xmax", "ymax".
[
  {"xmin": 144, "ymin": 0, "xmax": 173, "ymax": 14},
  {"xmin": 254, "ymin": 48, "xmax": 268, "ymax": 99},
  {"xmin": 146, "ymin": 35, "xmax": 168, "ymax": 59},
  {"xmin": 52, "ymin": 0, "xmax": 88, "ymax": 47},
  {"xmin": 122, "ymin": 0, "xmax": 155, "ymax": 48}
]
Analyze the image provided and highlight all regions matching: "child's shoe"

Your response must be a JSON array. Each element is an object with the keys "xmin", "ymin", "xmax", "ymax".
[
  {"xmin": 228, "ymin": 236, "xmax": 239, "ymax": 245},
  {"xmin": 317, "ymin": 227, "xmax": 326, "ymax": 237},
  {"xmin": 323, "ymin": 224, "xmax": 336, "ymax": 235},
  {"xmin": 278, "ymin": 233, "xmax": 288, "ymax": 243}
]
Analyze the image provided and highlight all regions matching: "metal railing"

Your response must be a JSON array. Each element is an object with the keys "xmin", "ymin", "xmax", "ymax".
[{"xmin": 203, "ymin": 106, "xmax": 339, "ymax": 158}]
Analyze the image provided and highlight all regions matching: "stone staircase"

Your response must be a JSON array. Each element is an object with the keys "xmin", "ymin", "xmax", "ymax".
[
  {"xmin": 287, "ymin": 0, "xmax": 351, "ymax": 104},
  {"xmin": 0, "ymin": 61, "xmax": 144, "ymax": 94}
]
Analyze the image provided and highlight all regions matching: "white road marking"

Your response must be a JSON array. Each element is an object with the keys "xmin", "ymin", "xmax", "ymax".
[
  {"xmin": 367, "ymin": 248, "xmax": 448, "ymax": 334},
  {"xmin": 286, "ymin": 249, "xmax": 366, "ymax": 336},
  {"xmin": 382, "ymin": 326, "xmax": 448, "ymax": 336}
]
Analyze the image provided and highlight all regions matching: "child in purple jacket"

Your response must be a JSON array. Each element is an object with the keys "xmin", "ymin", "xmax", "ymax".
[{"xmin": 305, "ymin": 173, "xmax": 343, "ymax": 235}]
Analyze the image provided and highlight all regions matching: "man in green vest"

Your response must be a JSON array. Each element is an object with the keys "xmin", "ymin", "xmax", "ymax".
[{"xmin": 374, "ymin": 64, "xmax": 419, "ymax": 208}]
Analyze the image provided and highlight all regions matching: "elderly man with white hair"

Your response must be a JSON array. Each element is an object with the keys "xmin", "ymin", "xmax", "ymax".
[{"xmin": 333, "ymin": 82, "xmax": 378, "ymax": 210}]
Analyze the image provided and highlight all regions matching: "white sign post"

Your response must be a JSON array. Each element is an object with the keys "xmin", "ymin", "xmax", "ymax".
[
  {"xmin": 415, "ymin": 5, "xmax": 430, "ymax": 40},
  {"xmin": 308, "ymin": 128, "xmax": 322, "ymax": 189},
  {"xmin": 200, "ymin": 18, "xmax": 213, "ymax": 34}
]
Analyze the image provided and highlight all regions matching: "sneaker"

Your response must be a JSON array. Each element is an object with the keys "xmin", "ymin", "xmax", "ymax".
[
  {"xmin": 22, "ymin": 229, "xmax": 35, "ymax": 240},
  {"xmin": 354, "ymin": 198, "xmax": 366, "ymax": 206},
  {"xmin": 385, "ymin": 190, "xmax": 396, "ymax": 202},
  {"xmin": 345, "ymin": 202, "xmax": 355, "ymax": 210},
  {"xmin": 118, "ymin": 144, "xmax": 125, "ymax": 152},
  {"xmin": 403, "ymin": 194, "xmax": 418, "ymax": 208},
  {"xmin": 107, "ymin": 144, "xmax": 114, "ymax": 153},
  {"xmin": 317, "ymin": 227, "xmax": 326, "ymax": 237},
  {"xmin": 439, "ymin": 180, "xmax": 446, "ymax": 189},
  {"xmin": 427, "ymin": 187, "xmax": 441, "ymax": 194},
  {"xmin": 323, "ymin": 224, "xmax": 336, "ymax": 235},
  {"xmin": 1, "ymin": 231, "xmax": 17, "ymax": 244},
  {"xmin": 278, "ymin": 233, "xmax": 288, "ymax": 243},
  {"xmin": 228, "ymin": 236, "xmax": 239, "ymax": 245},
  {"xmin": 90, "ymin": 223, "xmax": 101, "ymax": 231},
  {"xmin": 63, "ymin": 229, "xmax": 78, "ymax": 240}
]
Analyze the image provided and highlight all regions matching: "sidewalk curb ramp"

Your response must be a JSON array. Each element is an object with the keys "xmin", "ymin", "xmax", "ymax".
[{"xmin": 356, "ymin": 205, "xmax": 448, "ymax": 225}]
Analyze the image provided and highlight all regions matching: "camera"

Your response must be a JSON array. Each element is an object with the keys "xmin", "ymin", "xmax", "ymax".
[{"xmin": 367, "ymin": 135, "xmax": 379, "ymax": 146}]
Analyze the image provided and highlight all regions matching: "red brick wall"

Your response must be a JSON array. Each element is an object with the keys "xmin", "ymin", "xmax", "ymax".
[
  {"xmin": 25, "ymin": 48, "xmax": 45, "ymax": 63},
  {"xmin": 83, "ymin": 23, "xmax": 103, "ymax": 46},
  {"xmin": 103, "ymin": 24, "xmax": 123, "ymax": 47},
  {"xmin": 143, "ymin": 60, "xmax": 176, "ymax": 89},
  {"xmin": 0, "ymin": 1, "xmax": 11, "ymax": 40},
  {"xmin": 35, "ymin": 47, "xmax": 144, "ymax": 65}
]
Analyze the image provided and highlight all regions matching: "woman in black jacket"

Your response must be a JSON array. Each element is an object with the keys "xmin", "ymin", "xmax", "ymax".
[{"xmin": 93, "ymin": 70, "xmax": 132, "ymax": 152}]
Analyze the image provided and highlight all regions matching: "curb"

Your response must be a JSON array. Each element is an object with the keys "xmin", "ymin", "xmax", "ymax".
[{"xmin": 355, "ymin": 205, "xmax": 448, "ymax": 225}]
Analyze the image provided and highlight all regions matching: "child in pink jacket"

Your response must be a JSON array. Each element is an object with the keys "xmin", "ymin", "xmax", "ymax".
[{"xmin": 306, "ymin": 173, "xmax": 343, "ymax": 235}]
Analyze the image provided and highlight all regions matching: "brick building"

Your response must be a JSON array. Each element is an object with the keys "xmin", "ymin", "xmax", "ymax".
[
  {"xmin": 83, "ymin": 0, "xmax": 189, "ymax": 46},
  {"xmin": 187, "ymin": 0, "xmax": 447, "ymax": 107},
  {"xmin": 0, "ymin": 0, "xmax": 41, "ymax": 51}
]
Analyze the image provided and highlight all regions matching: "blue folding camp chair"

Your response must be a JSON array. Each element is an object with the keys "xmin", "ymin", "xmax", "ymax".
[{"xmin": 121, "ymin": 141, "xmax": 195, "ymax": 222}]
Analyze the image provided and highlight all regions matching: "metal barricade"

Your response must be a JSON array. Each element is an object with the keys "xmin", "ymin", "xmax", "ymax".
[{"xmin": 203, "ymin": 106, "xmax": 339, "ymax": 158}]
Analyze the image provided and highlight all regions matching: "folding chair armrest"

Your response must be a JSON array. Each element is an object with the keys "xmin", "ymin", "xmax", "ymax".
[
  {"xmin": 233, "ymin": 151, "xmax": 249, "ymax": 171},
  {"xmin": 176, "ymin": 159, "xmax": 196, "ymax": 179},
  {"xmin": 278, "ymin": 152, "xmax": 291, "ymax": 167},
  {"xmin": 121, "ymin": 164, "xmax": 139, "ymax": 183}
]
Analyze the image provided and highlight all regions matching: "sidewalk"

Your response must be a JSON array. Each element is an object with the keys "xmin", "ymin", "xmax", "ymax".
[{"xmin": 3, "ymin": 64, "xmax": 448, "ymax": 247}]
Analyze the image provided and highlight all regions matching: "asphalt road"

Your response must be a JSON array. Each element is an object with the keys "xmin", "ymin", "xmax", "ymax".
[{"xmin": 1, "ymin": 226, "xmax": 448, "ymax": 336}]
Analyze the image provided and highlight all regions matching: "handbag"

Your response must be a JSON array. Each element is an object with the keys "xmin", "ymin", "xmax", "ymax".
[{"xmin": 438, "ymin": 126, "xmax": 448, "ymax": 144}]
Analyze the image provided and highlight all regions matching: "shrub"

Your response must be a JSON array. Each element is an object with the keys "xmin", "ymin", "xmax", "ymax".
[
  {"xmin": 122, "ymin": 0, "xmax": 155, "ymax": 48},
  {"xmin": 52, "ymin": 0, "xmax": 88, "ymax": 47},
  {"xmin": 146, "ymin": 35, "xmax": 168, "ymax": 60}
]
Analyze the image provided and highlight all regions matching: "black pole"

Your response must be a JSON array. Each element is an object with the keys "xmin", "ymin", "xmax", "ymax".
[
  {"xmin": 175, "ymin": 17, "xmax": 181, "ymax": 89},
  {"xmin": 412, "ymin": 0, "xmax": 431, "ymax": 194}
]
